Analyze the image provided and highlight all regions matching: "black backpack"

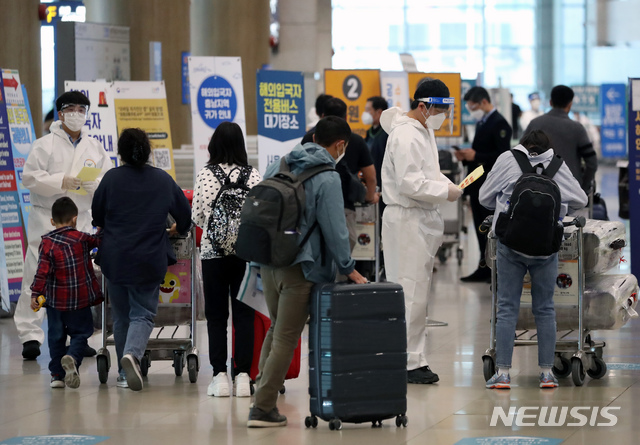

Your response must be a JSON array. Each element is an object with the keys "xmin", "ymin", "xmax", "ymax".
[
  {"xmin": 206, "ymin": 164, "xmax": 253, "ymax": 256},
  {"xmin": 235, "ymin": 158, "xmax": 335, "ymax": 267},
  {"xmin": 495, "ymin": 150, "xmax": 564, "ymax": 256}
]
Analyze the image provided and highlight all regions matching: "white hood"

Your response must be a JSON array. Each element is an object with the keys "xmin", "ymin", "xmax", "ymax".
[
  {"xmin": 512, "ymin": 143, "xmax": 554, "ymax": 164},
  {"xmin": 380, "ymin": 107, "xmax": 425, "ymax": 135}
]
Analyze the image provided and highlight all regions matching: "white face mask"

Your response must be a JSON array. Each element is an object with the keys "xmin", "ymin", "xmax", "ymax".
[
  {"xmin": 465, "ymin": 103, "xmax": 485, "ymax": 121},
  {"xmin": 63, "ymin": 112, "xmax": 86, "ymax": 132},
  {"xmin": 530, "ymin": 98, "xmax": 541, "ymax": 111},
  {"xmin": 470, "ymin": 108, "xmax": 484, "ymax": 121},
  {"xmin": 335, "ymin": 142, "xmax": 347, "ymax": 164},
  {"xmin": 361, "ymin": 111, "xmax": 374, "ymax": 126},
  {"xmin": 421, "ymin": 109, "xmax": 447, "ymax": 130}
]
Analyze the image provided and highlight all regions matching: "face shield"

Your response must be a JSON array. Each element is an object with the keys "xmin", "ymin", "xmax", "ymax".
[
  {"xmin": 60, "ymin": 103, "xmax": 89, "ymax": 116},
  {"xmin": 417, "ymin": 97, "xmax": 455, "ymax": 134}
]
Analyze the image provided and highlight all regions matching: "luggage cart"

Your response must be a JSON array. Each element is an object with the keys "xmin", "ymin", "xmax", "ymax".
[
  {"xmin": 352, "ymin": 202, "xmax": 381, "ymax": 282},
  {"xmin": 437, "ymin": 151, "xmax": 465, "ymax": 265},
  {"xmin": 482, "ymin": 216, "xmax": 609, "ymax": 387},
  {"xmin": 95, "ymin": 227, "xmax": 201, "ymax": 384}
]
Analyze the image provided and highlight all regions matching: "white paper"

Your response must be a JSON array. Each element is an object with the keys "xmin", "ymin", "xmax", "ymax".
[{"xmin": 236, "ymin": 265, "xmax": 269, "ymax": 317}]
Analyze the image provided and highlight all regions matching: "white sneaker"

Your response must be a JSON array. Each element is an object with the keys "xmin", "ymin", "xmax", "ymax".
[
  {"xmin": 207, "ymin": 372, "xmax": 230, "ymax": 397},
  {"xmin": 61, "ymin": 355, "xmax": 80, "ymax": 389},
  {"xmin": 116, "ymin": 376, "xmax": 129, "ymax": 388},
  {"xmin": 234, "ymin": 372, "xmax": 251, "ymax": 397}
]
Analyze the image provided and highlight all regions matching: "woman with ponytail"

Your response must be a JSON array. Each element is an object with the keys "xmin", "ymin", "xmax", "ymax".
[{"xmin": 91, "ymin": 128, "xmax": 192, "ymax": 391}]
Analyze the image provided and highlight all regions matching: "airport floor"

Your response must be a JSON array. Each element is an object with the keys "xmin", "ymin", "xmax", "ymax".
[{"xmin": 0, "ymin": 164, "xmax": 638, "ymax": 445}]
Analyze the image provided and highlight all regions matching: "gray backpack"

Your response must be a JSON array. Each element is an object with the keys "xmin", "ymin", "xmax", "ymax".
[{"xmin": 235, "ymin": 158, "xmax": 335, "ymax": 267}]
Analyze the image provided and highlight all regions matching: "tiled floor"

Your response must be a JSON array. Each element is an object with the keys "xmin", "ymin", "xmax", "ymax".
[{"xmin": 0, "ymin": 165, "xmax": 637, "ymax": 444}]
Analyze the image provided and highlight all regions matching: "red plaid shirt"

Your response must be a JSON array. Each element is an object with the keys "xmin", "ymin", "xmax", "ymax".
[{"xmin": 30, "ymin": 227, "xmax": 103, "ymax": 311}]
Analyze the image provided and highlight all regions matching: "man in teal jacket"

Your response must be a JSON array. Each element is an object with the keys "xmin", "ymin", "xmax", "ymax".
[{"xmin": 248, "ymin": 116, "xmax": 367, "ymax": 428}]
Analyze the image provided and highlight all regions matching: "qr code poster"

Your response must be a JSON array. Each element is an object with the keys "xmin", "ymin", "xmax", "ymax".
[
  {"xmin": 152, "ymin": 148, "xmax": 173, "ymax": 171},
  {"xmin": 112, "ymin": 81, "xmax": 177, "ymax": 179}
]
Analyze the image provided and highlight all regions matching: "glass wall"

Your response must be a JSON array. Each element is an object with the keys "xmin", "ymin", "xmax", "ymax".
[
  {"xmin": 557, "ymin": 0, "xmax": 587, "ymax": 87},
  {"xmin": 332, "ymin": 0, "xmax": 586, "ymax": 108}
]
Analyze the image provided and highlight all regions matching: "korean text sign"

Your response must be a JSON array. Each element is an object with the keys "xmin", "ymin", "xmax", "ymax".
[
  {"xmin": 65, "ymin": 81, "xmax": 119, "ymax": 167},
  {"xmin": 188, "ymin": 57, "xmax": 246, "ymax": 176},
  {"xmin": 600, "ymin": 83, "xmax": 627, "ymax": 158},
  {"xmin": 324, "ymin": 70, "xmax": 381, "ymax": 138},
  {"xmin": 256, "ymin": 70, "xmax": 305, "ymax": 174}
]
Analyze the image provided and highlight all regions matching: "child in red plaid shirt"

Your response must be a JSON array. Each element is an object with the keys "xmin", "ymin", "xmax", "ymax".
[{"xmin": 30, "ymin": 197, "xmax": 103, "ymax": 389}]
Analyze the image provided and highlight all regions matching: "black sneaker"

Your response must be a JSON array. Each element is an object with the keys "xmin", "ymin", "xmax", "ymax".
[
  {"xmin": 247, "ymin": 406, "xmax": 287, "ymax": 428},
  {"xmin": 460, "ymin": 267, "xmax": 491, "ymax": 283},
  {"xmin": 407, "ymin": 366, "xmax": 440, "ymax": 384},
  {"xmin": 22, "ymin": 340, "xmax": 41, "ymax": 360},
  {"xmin": 83, "ymin": 345, "xmax": 97, "ymax": 357}
]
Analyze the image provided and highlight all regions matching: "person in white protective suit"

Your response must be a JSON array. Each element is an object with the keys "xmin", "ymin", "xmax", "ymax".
[
  {"xmin": 15, "ymin": 91, "xmax": 112, "ymax": 360},
  {"xmin": 520, "ymin": 92, "xmax": 544, "ymax": 132},
  {"xmin": 380, "ymin": 79, "xmax": 463, "ymax": 384}
]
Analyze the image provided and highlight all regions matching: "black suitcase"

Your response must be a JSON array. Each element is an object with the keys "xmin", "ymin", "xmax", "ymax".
[{"xmin": 305, "ymin": 282, "xmax": 408, "ymax": 431}]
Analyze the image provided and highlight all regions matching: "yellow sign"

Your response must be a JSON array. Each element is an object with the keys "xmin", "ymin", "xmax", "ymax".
[
  {"xmin": 324, "ymin": 70, "xmax": 381, "ymax": 138},
  {"xmin": 114, "ymin": 98, "xmax": 176, "ymax": 179},
  {"xmin": 408, "ymin": 73, "xmax": 462, "ymax": 138}
]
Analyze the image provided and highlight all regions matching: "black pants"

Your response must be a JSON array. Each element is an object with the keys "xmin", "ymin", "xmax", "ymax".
[
  {"xmin": 469, "ymin": 190, "xmax": 492, "ymax": 264},
  {"xmin": 202, "ymin": 256, "xmax": 254, "ymax": 376}
]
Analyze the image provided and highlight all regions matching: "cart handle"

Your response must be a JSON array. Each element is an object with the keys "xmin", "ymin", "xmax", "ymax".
[{"xmin": 562, "ymin": 216, "xmax": 586, "ymax": 228}]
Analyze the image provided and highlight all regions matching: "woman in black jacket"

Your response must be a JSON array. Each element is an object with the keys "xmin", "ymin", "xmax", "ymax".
[{"xmin": 92, "ymin": 128, "xmax": 191, "ymax": 391}]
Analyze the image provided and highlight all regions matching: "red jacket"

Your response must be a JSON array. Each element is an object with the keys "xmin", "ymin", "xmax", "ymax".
[{"xmin": 30, "ymin": 226, "xmax": 103, "ymax": 311}]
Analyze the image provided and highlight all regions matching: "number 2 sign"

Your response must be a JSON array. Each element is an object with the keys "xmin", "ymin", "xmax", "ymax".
[{"xmin": 324, "ymin": 69, "xmax": 381, "ymax": 138}]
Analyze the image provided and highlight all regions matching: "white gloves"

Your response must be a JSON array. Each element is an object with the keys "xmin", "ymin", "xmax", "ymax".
[
  {"xmin": 447, "ymin": 183, "xmax": 463, "ymax": 202},
  {"xmin": 62, "ymin": 175, "xmax": 81, "ymax": 191},
  {"xmin": 81, "ymin": 180, "xmax": 98, "ymax": 194}
]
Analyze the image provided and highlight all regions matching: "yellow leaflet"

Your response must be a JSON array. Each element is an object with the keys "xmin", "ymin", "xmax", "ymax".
[
  {"xmin": 458, "ymin": 165, "xmax": 485, "ymax": 189},
  {"xmin": 68, "ymin": 167, "xmax": 101, "ymax": 195}
]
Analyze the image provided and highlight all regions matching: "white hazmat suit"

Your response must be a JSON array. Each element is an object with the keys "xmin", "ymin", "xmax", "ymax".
[
  {"xmin": 380, "ymin": 107, "xmax": 453, "ymax": 371},
  {"xmin": 14, "ymin": 120, "xmax": 112, "ymax": 345}
]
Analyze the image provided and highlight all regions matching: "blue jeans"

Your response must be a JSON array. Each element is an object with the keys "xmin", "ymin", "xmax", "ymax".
[
  {"xmin": 107, "ymin": 281, "xmax": 160, "ymax": 374},
  {"xmin": 46, "ymin": 306, "xmax": 94, "ymax": 377},
  {"xmin": 496, "ymin": 241, "xmax": 558, "ymax": 369}
]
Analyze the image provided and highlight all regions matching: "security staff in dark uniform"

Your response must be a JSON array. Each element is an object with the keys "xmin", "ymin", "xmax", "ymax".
[{"xmin": 455, "ymin": 86, "xmax": 512, "ymax": 282}]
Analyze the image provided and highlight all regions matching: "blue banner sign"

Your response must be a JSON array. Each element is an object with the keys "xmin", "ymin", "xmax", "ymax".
[
  {"xmin": 600, "ymin": 83, "xmax": 627, "ymax": 158},
  {"xmin": 255, "ymin": 70, "xmax": 306, "ymax": 174},
  {"xmin": 256, "ymin": 70, "xmax": 305, "ymax": 142},
  {"xmin": 628, "ymin": 78, "xmax": 640, "ymax": 279}
]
